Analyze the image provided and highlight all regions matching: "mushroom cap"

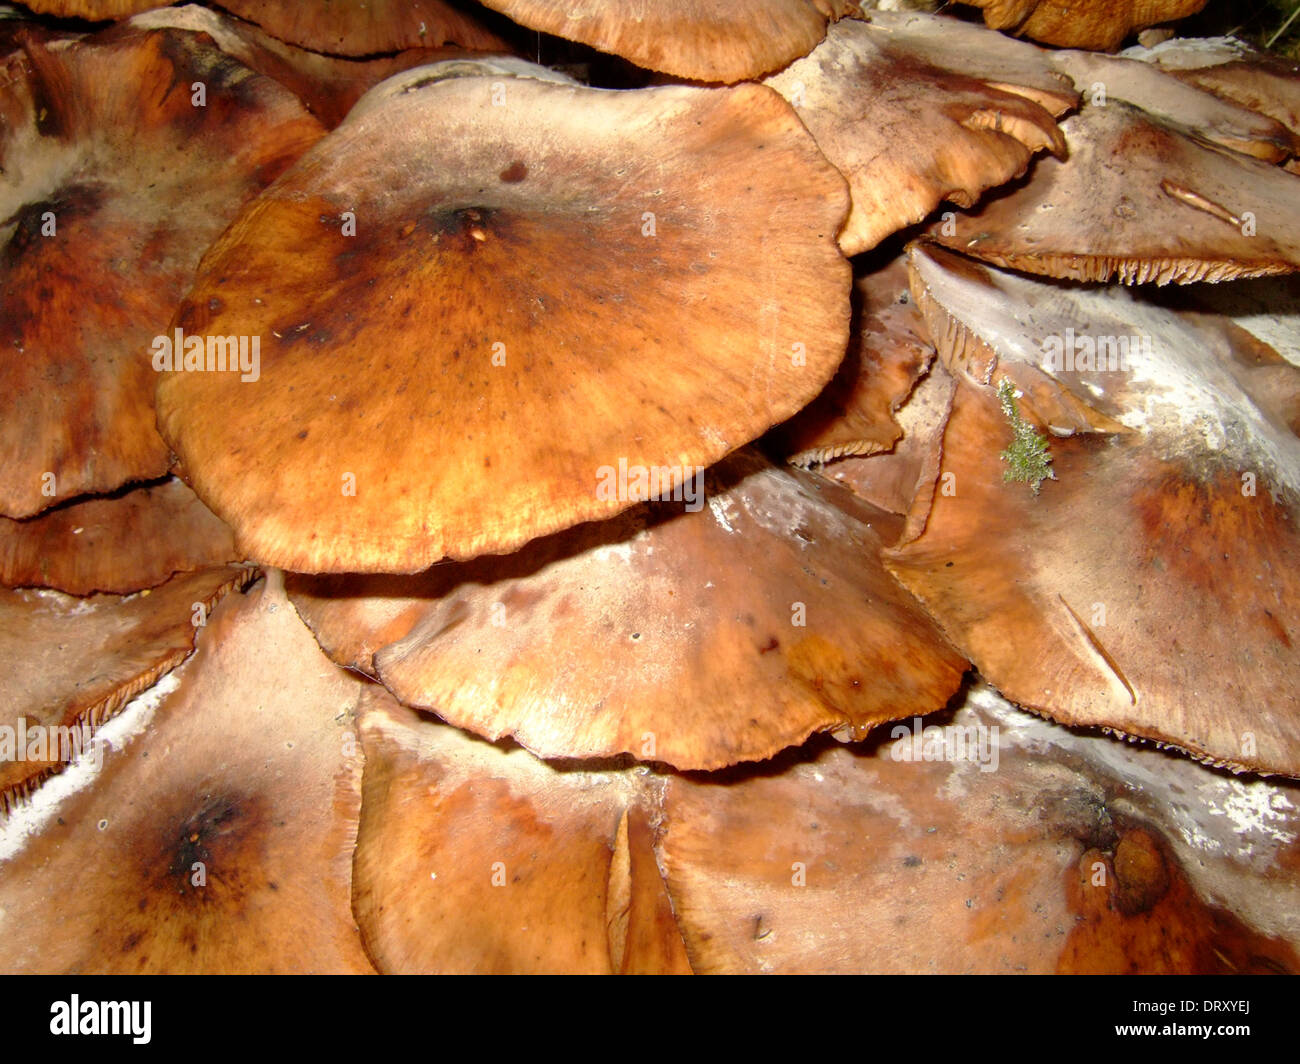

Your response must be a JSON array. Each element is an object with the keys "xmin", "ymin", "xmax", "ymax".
[
  {"xmin": 850, "ymin": 10, "xmax": 1079, "ymax": 116},
  {"xmin": 764, "ymin": 17, "xmax": 1065, "ymax": 257},
  {"xmin": 931, "ymin": 102, "xmax": 1300, "ymax": 284},
  {"xmin": 0, "ymin": 574, "xmax": 374, "ymax": 974},
  {"xmin": 0, "ymin": 478, "xmax": 239, "ymax": 595},
  {"xmin": 961, "ymin": 0, "xmax": 1207, "ymax": 51},
  {"xmin": 214, "ymin": 0, "xmax": 509, "ymax": 57},
  {"xmin": 475, "ymin": 0, "xmax": 860, "ymax": 83},
  {"xmin": 887, "ymin": 243, "xmax": 1300, "ymax": 776},
  {"xmin": 1126, "ymin": 37, "xmax": 1300, "ymax": 144},
  {"xmin": 121, "ymin": 5, "xmax": 504, "ymax": 129},
  {"xmin": 351, "ymin": 690, "xmax": 690, "ymax": 974},
  {"xmin": 820, "ymin": 358, "xmax": 957, "ymax": 537},
  {"xmin": 0, "ymin": 566, "xmax": 254, "ymax": 811},
  {"xmin": 658, "ymin": 681, "xmax": 1300, "ymax": 974},
  {"xmin": 20, "ymin": 0, "xmax": 158, "ymax": 17},
  {"xmin": 289, "ymin": 449, "xmax": 967, "ymax": 770},
  {"xmin": 1049, "ymin": 48, "xmax": 1300, "ymax": 162},
  {"xmin": 157, "ymin": 74, "xmax": 851, "ymax": 573},
  {"xmin": 767, "ymin": 257, "xmax": 935, "ymax": 467},
  {"xmin": 0, "ymin": 28, "xmax": 323, "ymax": 517}
]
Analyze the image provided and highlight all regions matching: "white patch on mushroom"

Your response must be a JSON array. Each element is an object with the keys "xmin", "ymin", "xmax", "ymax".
[{"xmin": 0, "ymin": 671, "xmax": 181, "ymax": 864}]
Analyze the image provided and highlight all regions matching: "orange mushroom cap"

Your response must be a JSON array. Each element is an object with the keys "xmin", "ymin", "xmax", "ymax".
[
  {"xmin": 476, "ymin": 0, "xmax": 861, "ymax": 83},
  {"xmin": 0, "ymin": 26, "xmax": 323, "ymax": 516},
  {"xmin": 0, "ymin": 573, "xmax": 373, "ymax": 973},
  {"xmin": 887, "ymin": 243, "xmax": 1300, "ymax": 777},
  {"xmin": 764, "ymin": 16, "xmax": 1065, "ymax": 257},
  {"xmin": 289, "ymin": 449, "xmax": 967, "ymax": 770},
  {"xmin": 157, "ymin": 71, "xmax": 851, "ymax": 572}
]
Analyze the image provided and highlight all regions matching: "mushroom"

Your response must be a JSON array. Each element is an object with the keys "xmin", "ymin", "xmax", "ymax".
[
  {"xmin": 0, "ymin": 477, "xmax": 239, "ymax": 595},
  {"xmin": 0, "ymin": 26, "xmax": 323, "ymax": 517},
  {"xmin": 820, "ymin": 358, "xmax": 958, "ymax": 538},
  {"xmin": 354, "ymin": 675, "xmax": 1300, "ymax": 973},
  {"xmin": 210, "ymin": 0, "xmax": 507, "ymax": 57},
  {"xmin": 846, "ymin": 9, "xmax": 1080, "ymax": 115},
  {"xmin": 764, "ymin": 15, "xmax": 1066, "ymax": 256},
  {"xmin": 1125, "ymin": 35, "xmax": 1300, "ymax": 146},
  {"xmin": 659, "ymin": 681, "xmax": 1300, "ymax": 973},
  {"xmin": 958, "ymin": 0, "xmax": 1208, "ymax": 51},
  {"xmin": 931, "ymin": 100, "xmax": 1300, "ymax": 283},
  {"xmin": 474, "ymin": 0, "xmax": 861, "ymax": 83},
  {"xmin": 0, "ymin": 565, "xmax": 254, "ymax": 811},
  {"xmin": 18, "ymin": 0, "xmax": 158, "ymax": 17},
  {"xmin": 352, "ymin": 689, "xmax": 690, "ymax": 974},
  {"xmin": 156, "ymin": 69, "xmax": 851, "ymax": 572},
  {"xmin": 766, "ymin": 256, "xmax": 936, "ymax": 467},
  {"xmin": 121, "ymin": 4, "xmax": 509, "ymax": 129},
  {"xmin": 0, "ymin": 573, "xmax": 374, "ymax": 973},
  {"xmin": 288, "ymin": 449, "xmax": 967, "ymax": 770},
  {"xmin": 1048, "ymin": 48, "xmax": 1300, "ymax": 161},
  {"xmin": 887, "ymin": 242, "xmax": 1300, "ymax": 776}
]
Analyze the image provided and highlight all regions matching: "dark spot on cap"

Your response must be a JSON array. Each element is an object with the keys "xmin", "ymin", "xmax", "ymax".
[{"xmin": 499, "ymin": 160, "xmax": 528, "ymax": 183}]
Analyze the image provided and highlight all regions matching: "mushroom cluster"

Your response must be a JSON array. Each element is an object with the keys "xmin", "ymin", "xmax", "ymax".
[{"xmin": 0, "ymin": 0, "xmax": 1298, "ymax": 975}]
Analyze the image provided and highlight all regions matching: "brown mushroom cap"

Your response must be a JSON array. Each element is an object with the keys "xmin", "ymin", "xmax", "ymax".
[
  {"xmin": 960, "ymin": 0, "xmax": 1207, "ymax": 51},
  {"xmin": 0, "ymin": 573, "xmax": 374, "ymax": 974},
  {"xmin": 1049, "ymin": 49, "xmax": 1300, "ymax": 162},
  {"xmin": 157, "ymin": 73, "xmax": 851, "ymax": 573},
  {"xmin": 931, "ymin": 101, "xmax": 1300, "ymax": 284},
  {"xmin": 214, "ymin": 0, "xmax": 509, "ymax": 57},
  {"xmin": 289, "ymin": 449, "xmax": 967, "ymax": 770},
  {"xmin": 0, "ymin": 477, "xmax": 239, "ymax": 595},
  {"xmin": 0, "ymin": 565, "xmax": 254, "ymax": 811},
  {"xmin": 476, "ymin": 0, "xmax": 859, "ymax": 83},
  {"xmin": 764, "ymin": 17, "xmax": 1065, "ymax": 257},
  {"xmin": 1126, "ymin": 36, "xmax": 1300, "ymax": 144},
  {"xmin": 0, "ymin": 28, "xmax": 323, "ymax": 517},
  {"xmin": 659, "ymin": 680, "xmax": 1300, "ymax": 974},
  {"xmin": 19, "ymin": 0, "xmax": 158, "ymax": 17},
  {"xmin": 122, "ymin": 5, "xmax": 504, "ymax": 129},
  {"xmin": 352, "ymin": 689, "xmax": 690, "ymax": 974},
  {"xmin": 820, "ymin": 358, "xmax": 957, "ymax": 537},
  {"xmin": 850, "ymin": 10, "xmax": 1079, "ymax": 116},
  {"xmin": 766, "ymin": 257, "xmax": 935, "ymax": 467},
  {"xmin": 887, "ymin": 243, "xmax": 1300, "ymax": 777}
]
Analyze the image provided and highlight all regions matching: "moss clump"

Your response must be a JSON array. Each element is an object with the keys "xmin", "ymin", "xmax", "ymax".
[{"xmin": 997, "ymin": 379, "xmax": 1056, "ymax": 495}]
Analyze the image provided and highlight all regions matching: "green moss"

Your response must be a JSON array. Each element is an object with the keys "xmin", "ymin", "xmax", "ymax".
[{"xmin": 997, "ymin": 379, "xmax": 1056, "ymax": 495}]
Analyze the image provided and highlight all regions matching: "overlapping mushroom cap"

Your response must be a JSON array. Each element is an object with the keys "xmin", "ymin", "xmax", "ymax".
[
  {"xmin": 767, "ymin": 256, "xmax": 936, "ymax": 467},
  {"xmin": 476, "ymin": 0, "xmax": 861, "ymax": 82},
  {"xmin": 354, "ymin": 690, "xmax": 690, "ymax": 974},
  {"xmin": 215, "ymin": 0, "xmax": 508, "ymax": 57},
  {"xmin": 931, "ymin": 101, "xmax": 1300, "ymax": 284},
  {"xmin": 0, "ymin": 26, "xmax": 323, "ymax": 516},
  {"xmin": 157, "ymin": 69, "xmax": 851, "ymax": 572},
  {"xmin": 1048, "ymin": 48, "xmax": 1300, "ymax": 161},
  {"xmin": 0, "ymin": 478, "xmax": 238, "ymax": 595},
  {"xmin": 0, "ymin": 566, "xmax": 254, "ymax": 810},
  {"xmin": 349, "ymin": 679, "xmax": 1300, "ymax": 974},
  {"xmin": 0, "ymin": 575, "xmax": 373, "ymax": 973},
  {"xmin": 889, "ymin": 243, "xmax": 1300, "ymax": 776},
  {"xmin": 121, "ymin": 5, "xmax": 507, "ymax": 129},
  {"xmin": 289, "ymin": 449, "xmax": 967, "ymax": 769},
  {"xmin": 959, "ymin": 0, "xmax": 1207, "ymax": 51},
  {"xmin": 764, "ymin": 15, "xmax": 1066, "ymax": 256},
  {"xmin": 1126, "ymin": 35, "xmax": 1300, "ymax": 147}
]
